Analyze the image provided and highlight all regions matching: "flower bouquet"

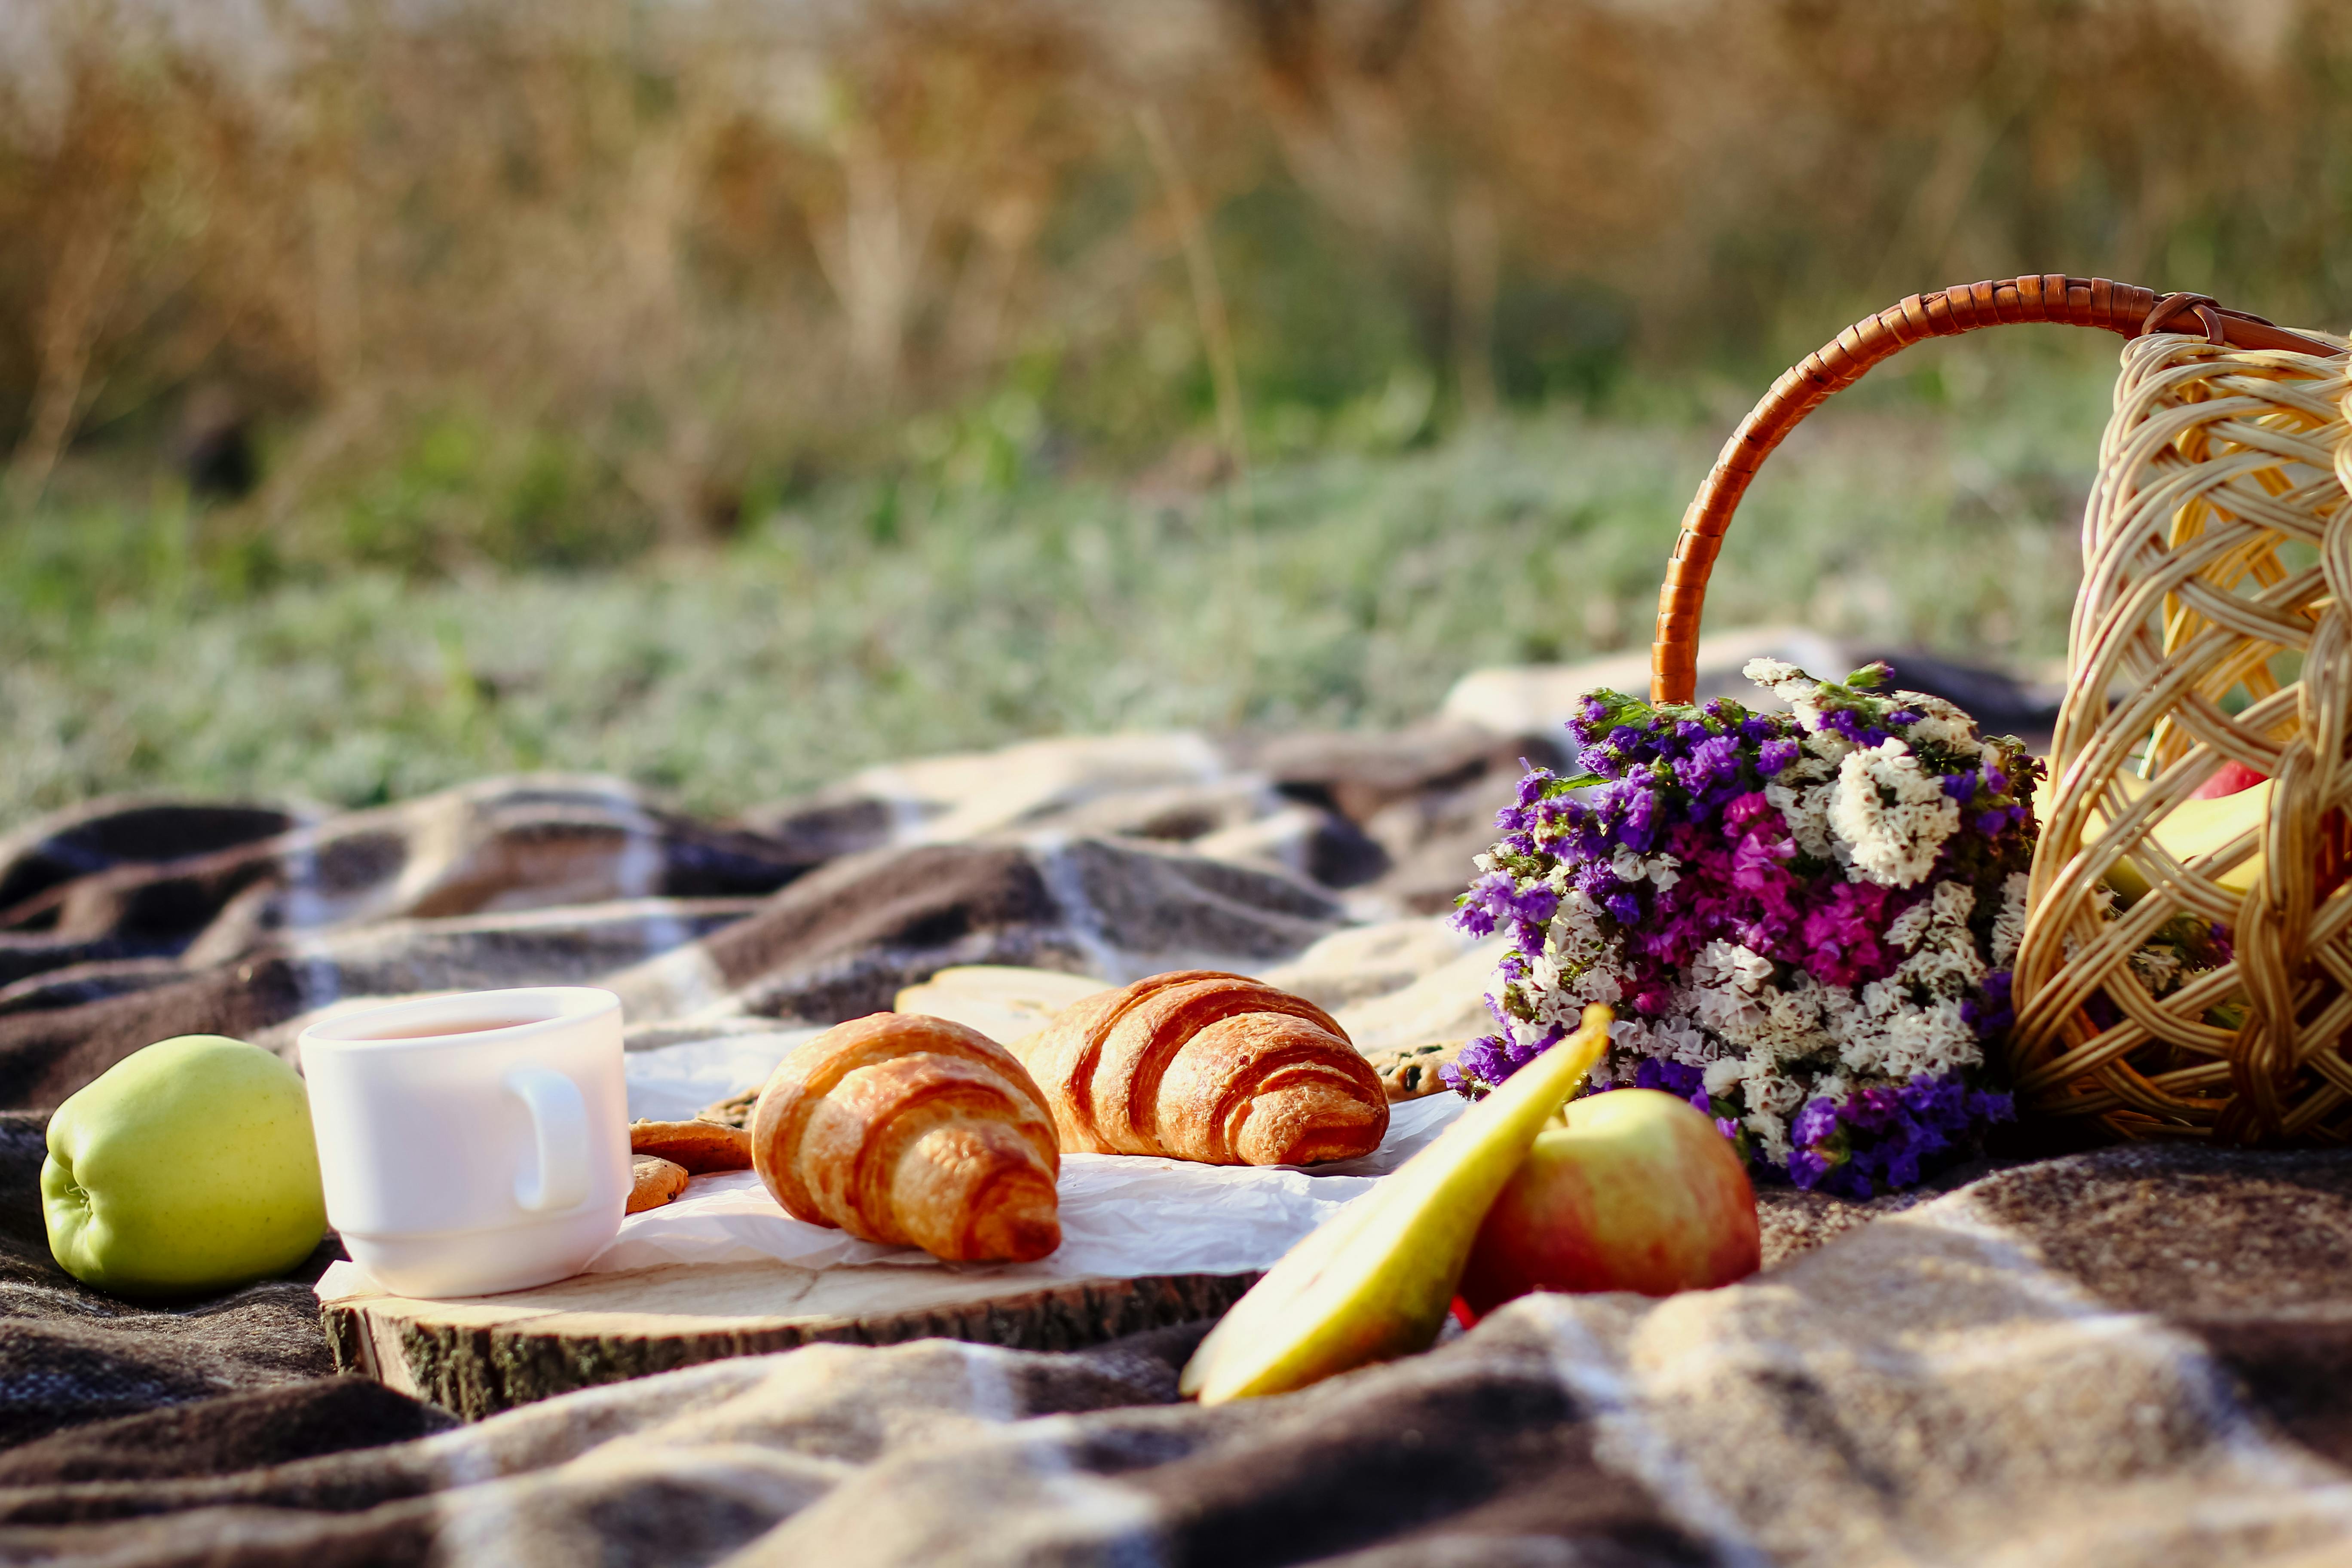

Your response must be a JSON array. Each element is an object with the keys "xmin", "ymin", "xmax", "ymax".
[{"xmin": 1450, "ymin": 659, "xmax": 2041, "ymax": 1197}]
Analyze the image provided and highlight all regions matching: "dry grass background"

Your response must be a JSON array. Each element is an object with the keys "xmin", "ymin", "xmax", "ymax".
[{"xmin": 2, "ymin": 0, "xmax": 2349, "ymax": 817}]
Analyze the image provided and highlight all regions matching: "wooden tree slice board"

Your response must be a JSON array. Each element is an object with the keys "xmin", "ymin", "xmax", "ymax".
[{"xmin": 319, "ymin": 1259, "xmax": 1259, "ymax": 1419}]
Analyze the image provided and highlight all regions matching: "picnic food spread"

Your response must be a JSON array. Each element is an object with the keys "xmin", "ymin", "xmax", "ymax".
[
  {"xmin": 1013, "ymin": 970, "xmax": 1390, "ymax": 1164},
  {"xmin": 748, "ymin": 1012, "xmax": 1064, "ymax": 1263},
  {"xmin": 25, "ymin": 273, "xmax": 2346, "ymax": 1447},
  {"xmin": 5, "ymin": 278, "xmax": 2348, "ymax": 1568}
]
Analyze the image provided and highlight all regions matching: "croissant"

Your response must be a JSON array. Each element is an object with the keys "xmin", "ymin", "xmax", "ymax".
[
  {"xmin": 1014, "ymin": 971, "xmax": 1389, "ymax": 1166},
  {"xmin": 750, "ymin": 1012, "xmax": 1061, "ymax": 1262}
]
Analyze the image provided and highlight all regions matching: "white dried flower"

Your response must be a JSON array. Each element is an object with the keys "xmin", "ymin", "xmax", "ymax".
[
  {"xmin": 1801, "ymin": 722, "xmax": 1853, "ymax": 766},
  {"xmin": 1766, "ymin": 779, "xmax": 1836, "ymax": 859},
  {"xmin": 1897, "ymin": 692, "xmax": 1978, "ymax": 751},
  {"xmin": 1898, "ymin": 940, "xmax": 1987, "ymax": 995},
  {"xmin": 1884, "ymin": 899, "xmax": 1937, "ymax": 951},
  {"xmin": 1831, "ymin": 739, "xmax": 1961, "ymax": 887},
  {"xmin": 1989, "ymin": 871, "xmax": 2029, "ymax": 967},
  {"xmin": 1567, "ymin": 965, "xmax": 1624, "ymax": 1005},
  {"xmin": 1884, "ymin": 997, "xmax": 1981, "ymax": 1076},
  {"xmin": 2127, "ymin": 945, "xmax": 2182, "ymax": 995},
  {"xmin": 1742, "ymin": 1063, "xmax": 1807, "ymax": 1117},
  {"xmin": 1889, "ymin": 880, "xmax": 1986, "ymax": 995}
]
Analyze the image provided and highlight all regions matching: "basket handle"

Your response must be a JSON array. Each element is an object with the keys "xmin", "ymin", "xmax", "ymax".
[{"xmin": 1648, "ymin": 274, "xmax": 2343, "ymax": 703}]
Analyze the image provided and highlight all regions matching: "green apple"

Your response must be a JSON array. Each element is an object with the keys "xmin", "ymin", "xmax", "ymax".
[
  {"xmin": 1458, "ymin": 1087, "xmax": 1759, "ymax": 1317},
  {"xmin": 1180, "ymin": 1004, "xmax": 1613, "ymax": 1404},
  {"xmin": 43, "ymin": 1035, "xmax": 328, "ymax": 1300}
]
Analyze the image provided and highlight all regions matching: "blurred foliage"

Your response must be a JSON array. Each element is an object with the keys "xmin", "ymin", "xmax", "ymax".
[
  {"xmin": 3, "ymin": 0, "xmax": 2348, "ymax": 822},
  {"xmin": 0, "ymin": 0, "xmax": 2347, "ymax": 562},
  {"xmin": 1, "ymin": 344, "xmax": 2113, "ymax": 819}
]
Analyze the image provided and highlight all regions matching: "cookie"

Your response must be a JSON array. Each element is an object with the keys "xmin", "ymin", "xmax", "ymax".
[
  {"xmin": 629, "ymin": 1118, "xmax": 753, "ymax": 1173},
  {"xmin": 1360, "ymin": 1039, "xmax": 1464, "ymax": 1101},
  {"xmin": 696, "ymin": 1087, "xmax": 758, "ymax": 1129},
  {"xmin": 628, "ymin": 1154, "xmax": 689, "ymax": 1213}
]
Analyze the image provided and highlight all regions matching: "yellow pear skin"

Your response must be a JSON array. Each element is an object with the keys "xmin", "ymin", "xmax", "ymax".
[
  {"xmin": 2086, "ymin": 775, "xmax": 2270, "ymax": 904},
  {"xmin": 1180, "ymin": 1004, "xmax": 1612, "ymax": 1404}
]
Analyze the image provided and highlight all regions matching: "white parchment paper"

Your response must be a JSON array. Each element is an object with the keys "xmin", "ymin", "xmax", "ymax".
[{"xmin": 583, "ymin": 1090, "xmax": 1464, "ymax": 1279}]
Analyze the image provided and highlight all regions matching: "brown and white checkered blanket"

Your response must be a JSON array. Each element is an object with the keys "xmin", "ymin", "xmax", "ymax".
[{"xmin": 0, "ymin": 727, "xmax": 2348, "ymax": 1566}]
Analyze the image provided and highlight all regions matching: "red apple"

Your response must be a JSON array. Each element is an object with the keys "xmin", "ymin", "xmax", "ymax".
[
  {"xmin": 2191, "ymin": 760, "xmax": 2268, "ymax": 799},
  {"xmin": 1456, "ymin": 1088, "xmax": 1760, "ymax": 1318}
]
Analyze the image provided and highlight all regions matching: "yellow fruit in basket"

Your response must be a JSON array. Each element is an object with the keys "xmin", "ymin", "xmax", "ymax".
[
  {"xmin": 2084, "ymin": 773, "xmax": 2271, "ymax": 905},
  {"xmin": 1179, "ymin": 1005, "xmax": 1611, "ymax": 1405}
]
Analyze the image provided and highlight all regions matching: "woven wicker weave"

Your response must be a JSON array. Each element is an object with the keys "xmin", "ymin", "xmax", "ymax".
[{"xmin": 1648, "ymin": 274, "xmax": 2352, "ymax": 1145}]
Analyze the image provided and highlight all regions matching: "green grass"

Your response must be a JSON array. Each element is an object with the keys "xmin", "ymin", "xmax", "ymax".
[{"xmin": 0, "ymin": 346, "xmax": 2114, "ymax": 828}]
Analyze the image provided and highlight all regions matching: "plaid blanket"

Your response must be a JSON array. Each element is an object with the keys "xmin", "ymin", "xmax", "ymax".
[{"xmin": 1, "ymin": 723, "xmax": 2348, "ymax": 1565}]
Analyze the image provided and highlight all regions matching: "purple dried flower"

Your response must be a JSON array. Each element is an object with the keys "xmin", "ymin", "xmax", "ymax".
[
  {"xmin": 1756, "ymin": 738, "xmax": 1801, "ymax": 776},
  {"xmin": 1962, "ymin": 969, "xmax": 2015, "ymax": 1036},
  {"xmin": 1790, "ymin": 1097, "xmax": 1841, "ymax": 1148},
  {"xmin": 1632, "ymin": 1058, "xmax": 1705, "ymax": 1100},
  {"xmin": 1450, "ymin": 870, "xmax": 1510, "ymax": 937},
  {"xmin": 1617, "ymin": 784, "xmax": 1661, "ymax": 852},
  {"xmin": 1674, "ymin": 734, "xmax": 1744, "ymax": 796},
  {"xmin": 1821, "ymin": 707, "xmax": 1888, "ymax": 748},
  {"xmin": 1502, "ymin": 1023, "xmax": 1565, "ymax": 1069},
  {"xmin": 1452, "ymin": 1036, "xmax": 1511, "ymax": 1091},
  {"xmin": 1787, "ymin": 1072, "xmax": 2009, "ymax": 1198},
  {"xmin": 1973, "ymin": 805, "xmax": 2018, "ymax": 839},
  {"xmin": 1453, "ymin": 867, "xmax": 1556, "ymax": 940}
]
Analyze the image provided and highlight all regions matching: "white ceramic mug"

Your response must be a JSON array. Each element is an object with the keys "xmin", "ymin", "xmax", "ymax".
[{"xmin": 299, "ymin": 987, "xmax": 630, "ymax": 1298}]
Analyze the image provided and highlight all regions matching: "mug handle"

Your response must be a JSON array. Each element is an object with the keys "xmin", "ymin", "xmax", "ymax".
[{"xmin": 505, "ymin": 1066, "xmax": 591, "ymax": 1213}]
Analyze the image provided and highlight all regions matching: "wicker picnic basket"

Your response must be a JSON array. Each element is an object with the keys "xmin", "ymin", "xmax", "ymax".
[{"xmin": 1648, "ymin": 274, "xmax": 2352, "ymax": 1145}]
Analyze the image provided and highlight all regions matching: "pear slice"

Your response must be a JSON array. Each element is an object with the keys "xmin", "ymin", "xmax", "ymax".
[{"xmin": 1180, "ymin": 1003, "xmax": 1612, "ymax": 1404}]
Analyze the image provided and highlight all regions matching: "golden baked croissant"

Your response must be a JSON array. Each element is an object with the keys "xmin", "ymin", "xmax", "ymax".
[
  {"xmin": 750, "ymin": 1013, "xmax": 1061, "ymax": 1262},
  {"xmin": 1014, "ymin": 971, "xmax": 1389, "ymax": 1166}
]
